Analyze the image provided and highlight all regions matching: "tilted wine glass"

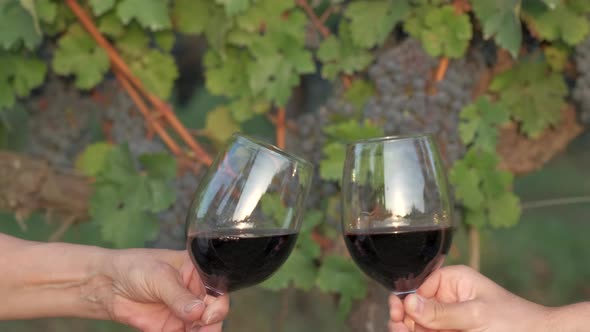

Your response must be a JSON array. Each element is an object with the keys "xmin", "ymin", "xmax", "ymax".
[{"xmin": 186, "ymin": 133, "xmax": 313, "ymax": 296}]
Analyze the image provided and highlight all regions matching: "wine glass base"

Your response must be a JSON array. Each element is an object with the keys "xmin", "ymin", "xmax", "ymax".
[{"xmin": 392, "ymin": 290, "xmax": 416, "ymax": 300}]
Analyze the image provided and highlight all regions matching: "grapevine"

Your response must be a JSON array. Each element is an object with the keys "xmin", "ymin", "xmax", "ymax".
[{"xmin": 0, "ymin": 0, "xmax": 588, "ymax": 329}]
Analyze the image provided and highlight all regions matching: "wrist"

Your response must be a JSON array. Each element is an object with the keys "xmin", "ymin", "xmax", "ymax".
[
  {"xmin": 0, "ymin": 241, "xmax": 114, "ymax": 320},
  {"xmin": 542, "ymin": 302, "xmax": 590, "ymax": 332}
]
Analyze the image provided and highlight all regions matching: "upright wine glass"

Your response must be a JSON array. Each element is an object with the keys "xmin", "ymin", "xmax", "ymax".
[
  {"xmin": 341, "ymin": 134, "xmax": 454, "ymax": 298},
  {"xmin": 186, "ymin": 133, "xmax": 313, "ymax": 296}
]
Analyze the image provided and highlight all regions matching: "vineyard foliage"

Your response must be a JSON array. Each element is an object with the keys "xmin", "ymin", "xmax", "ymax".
[{"xmin": 1, "ymin": 0, "xmax": 589, "ymax": 317}]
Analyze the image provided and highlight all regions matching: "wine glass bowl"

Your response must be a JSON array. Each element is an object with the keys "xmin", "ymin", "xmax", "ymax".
[
  {"xmin": 186, "ymin": 134, "xmax": 313, "ymax": 296},
  {"xmin": 341, "ymin": 134, "xmax": 453, "ymax": 297}
]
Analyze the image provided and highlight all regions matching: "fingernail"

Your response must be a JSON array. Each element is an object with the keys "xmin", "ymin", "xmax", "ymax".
[
  {"xmin": 184, "ymin": 300, "xmax": 204, "ymax": 314},
  {"xmin": 205, "ymin": 312, "xmax": 219, "ymax": 324},
  {"xmin": 407, "ymin": 294, "xmax": 424, "ymax": 314}
]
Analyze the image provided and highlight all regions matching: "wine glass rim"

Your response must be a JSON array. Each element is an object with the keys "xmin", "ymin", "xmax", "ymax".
[
  {"xmin": 232, "ymin": 133, "xmax": 313, "ymax": 168},
  {"xmin": 346, "ymin": 133, "xmax": 433, "ymax": 146}
]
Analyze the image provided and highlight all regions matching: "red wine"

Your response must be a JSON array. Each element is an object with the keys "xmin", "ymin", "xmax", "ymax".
[
  {"xmin": 188, "ymin": 229, "xmax": 298, "ymax": 295},
  {"xmin": 344, "ymin": 226, "xmax": 453, "ymax": 294}
]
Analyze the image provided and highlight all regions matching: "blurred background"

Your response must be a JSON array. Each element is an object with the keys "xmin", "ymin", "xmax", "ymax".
[{"xmin": 0, "ymin": 0, "xmax": 589, "ymax": 331}]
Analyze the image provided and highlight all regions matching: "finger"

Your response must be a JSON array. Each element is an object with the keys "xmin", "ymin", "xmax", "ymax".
[
  {"xmin": 198, "ymin": 321, "xmax": 223, "ymax": 332},
  {"xmin": 155, "ymin": 264, "xmax": 206, "ymax": 322},
  {"xmin": 416, "ymin": 269, "xmax": 443, "ymax": 299},
  {"xmin": 389, "ymin": 294, "xmax": 405, "ymax": 322},
  {"xmin": 201, "ymin": 294, "xmax": 230, "ymax": 325},
  {"xmin": 404, "ymin": 293, "xmax": 482, "ymax": 331},
  {"xmin": 388, "ymin": 320, "xmax": 410, "ymax": 332}
]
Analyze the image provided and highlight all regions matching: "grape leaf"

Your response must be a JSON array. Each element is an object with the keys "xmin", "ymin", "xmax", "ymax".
[
  {"xmin": 449, "ymin": 159, "xmax": 484, "ymax": 210},
  {"xmin": 89, "ymin": 0, "xmax": 115, "ymax": 16},
  {"xmin": 260, "ymin": 248, "xmax": 318, "ymax": 290},
  {"xmin": 472, "ymin": 0, "xmax": 522, "ymax": 58},
  {"xmin": 90, "ymin": 145, "xmax": 175, "ymax": 248},
  {"xmin": 405, "ymin": 5, "xmax": 472, "ymax": 58},
  {"xmin": 261, "ymin": 193, "xmax": 288, "ymax": 226},
  {"xmin": 318, "ymin": 22, "xmax": 373, "ymax": 80},
  {"xmin": 344, "ymin": 0, "xmax": 410, "ymax": 48},
  {"xmin": 204, "ymin": 106, "xmax": 240, "ymax": 144},
  {"xmin": 228, "ymin": 96, "xmax": 270, "ymax": 123},
  {"xmin": 75, "ymin": 142, "xmax": 113, "ymax": 177},
  {"xmin": 320, "ymin": 120, "xmax": 383, "ymax": 181},
  {"xmin": 459, "ymin": 96, "xmax": 509, "ymax": 151},
  {"xmin": 154, "ymin": 30, "xmax": 175, "ymax": 52},
  {"xmin": 138, "ymin": 153, "xmax": 177, "ymax": 179},
  {"xmin": 116, "ymin": 24, "xmax": 150, "ymax": 56},
  {"xmin": 173, "ymin": 0, "xmax": 231, "ymax": 49},
  {"xmin": 246, "ymin": 13, "xmax": 314, "ymax": 106},
  {"xmin": 35, "ymin": 0, "xmax": 57, "ymax": 24},
  {"xmin": 235, "ymin": 0, "xmax": 294, "ymax": 33},
  {"xmin": 522, "ymin": 0, "xmax": 590, "ymax": 46},
  {"xmin": 129, "ymin": 50, "xmax": 178, "ymax": 99},
  {"xmin": 544, "ymin": 44, "xmax": 569, "ymax": 71},
  {"xmin": 117, "ymin": 0, "xmax": 171, "ymax": 31},
  {"xmin": 489, "ymin": 61, "xmax": 567, "ymax": 137},
  {"xmin": 204, "ymin": 48, "xmax": 252, "ymax": 98},
  {"xmin": 0, "ymin": 0, "xmax": 41, "ymax": 50},
  {"xmin": 487, "ymin": 192, "xmax": 521, "ymax": 228},
  {"xmin": 215, "ymin": 0, "xmax": 250, "ymax": 16},
  {"xmin": 343, "ymin": 79, "xmax": 375, "ymax": 111},
  {"xmin": 316, "ymin": 255, "xmax": 367, "ymax": 318},
  {"xmin": 98, "ymin": 12, "xmax": 125, "ymax": 37},
  {"xmin": 0, "ymin": 51, "xmax": 47, "ymax": 110},
  {"xmin": 52, "ymin": 24, "xmax": 109, "ymax": 89}
]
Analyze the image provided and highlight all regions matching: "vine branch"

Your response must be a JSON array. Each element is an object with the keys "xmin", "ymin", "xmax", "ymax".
[
  {"xmin": 296, "ymin": 0, "xmax": 330, "ymax": 38},
  {"xmin": 276, "ymin": 107, "xmax": 286, "ymax": 149},
  {"xmin": 468, "ymin": 226, "xmax": 481, "ymax": 271},
  {"xmin": 65, "ymin": 0, "xmax": 213, "ymax": 166}
]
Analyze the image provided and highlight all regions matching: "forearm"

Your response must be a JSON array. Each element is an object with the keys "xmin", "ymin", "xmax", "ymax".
[
  {"xmin": 0, "ymin": 234, "xmax": 112, "ymax": 320},
  {"xmin": 541, "ymin": 302, "xmax": 590, "ymax": 332}
]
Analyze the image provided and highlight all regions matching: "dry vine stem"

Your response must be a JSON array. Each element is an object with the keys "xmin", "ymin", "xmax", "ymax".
[{"xmin": 65, "ymin": 0, "xmax": 213, "ymax": 167}]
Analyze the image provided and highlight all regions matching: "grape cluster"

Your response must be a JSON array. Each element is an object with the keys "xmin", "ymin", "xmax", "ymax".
[
  {"xmin": 26, "ymin": 78, "xmax": 99, "ymax": 169},
  {"xmin": 101, "ymin": 82, "xmax": 167, "ymax": 158},
  {"xmin": 573, "ymin": 37, "xmax": 590, "ymax": 125},
  {"xmin": 364, "ymin": 38, "xmax": 484, "ymax": 164}
]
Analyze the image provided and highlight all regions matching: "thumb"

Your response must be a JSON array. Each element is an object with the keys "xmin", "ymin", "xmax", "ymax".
[
  {"xmin": 404, "ymin": 293, "xmax": 483, "ymax": 331},
  {"xmin": 156, "ymin": 265, "xmax": 205, "ymax": 322}
]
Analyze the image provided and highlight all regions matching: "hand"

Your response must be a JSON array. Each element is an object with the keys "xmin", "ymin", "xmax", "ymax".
[
  {"xmin": 96, "ymin": 249, "xmax": 229, "ymax": 332},
  {"xmin": 388, "ymin": 265, "xmax": 547, "ymax": 332}
]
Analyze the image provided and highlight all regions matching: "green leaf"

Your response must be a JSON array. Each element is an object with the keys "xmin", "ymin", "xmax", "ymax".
[
  {"xmin": 544, "ymin": 44, "xmax": 569, "ymax": 71},
  {"xmin": 318, "ymin": 22, "xmax": 373, "ymax": 80},
  {"xmin": 464, "ymin": 210, "xmax": 487, "ymax": 228},
  {"xmin": 52, "ymin": 24, "xmax": 109, "ymax": 89},
  {"xmin": 488, "ymin": 192, "xmax": 521, "ymax": 228},
  {"xmin": 235, "ymin": 0, "xmax": 294, "ymax": 33},
  {"xmin": 323, "ymin": 119, "xmax": 384, "ymax": 142},
  {"xmin": 316, "ymin": 255, "xmax": 367, "ymax": 318},
  {"xmin": 0, "ymin": 0, "xmax": 42, "ymax": 50},
  {"xmin": 144, "ymin": 178, "xmax": 176, "ymax": 212},
  {"xmin": 204, "ymin": 48, "xmax": 252, "ymax": 98},
  {"xmin": 35, "ymin": 0, "xmax": 57, "ymax": 24},
  {"xmin": 98, "ymin": 12, "xmax": 125, "ymax": 37},
  {"xmin": 449, "ymin": 159, "xmax": 485, "ymax": 210},
  {"xmin": 260, "ymin": 247, "xmax": 318, "ymax": 291},
  {"xmin": 228, "ymin": 96, "xmax": 271, "ymax": 123},
  {"xmin": 489, "ymin": 60, "xmax": 567, "ymax": 137},
  {"xmin": 459, "ymin": 96, "xmax": 509, "ymax": 151},
  {"xmin": 522, "ymin": 0, "xmax": 590, "ymax": 46},
  {"xmin": 75, "ymin": 142, "xmax": 113, "ymax": 177},
  {"xmin": 405, "ymin": 5, "xmax": 472, "ymax": 58},
  {"xmin": 89, "ymin": 0, "xmax": 116, "ymax": 16},
  {"xmin": 0, "ymin": 51, "xmax": 47, "ymax": 110},
  {"xmin": 320, "ymin": 143, "xmax": 345, "ymax": 182},
  {"xmin": 261, "ymin": 193, "xmax": 288, "ymax": 225},
  {"xmin": 301, "ymin": 210, "xmax": 323, "ymax": 234},
  {"xmin": 117, "ymin": 0, "xmax": 171, "ymax": 31},
  {"xmin": 98, "ymin": 144, "xmax": 137, "ymax": 183},
  {"xmin": 472, "ymin": 0, "xmax": 522, "ymax": 58},
  {"xmin": 129, "ymin": 50, "xmax": 178, "ymax": 99},
  {"xmin": 343, "ymin": 79, "xmax": 375, "ymax": 111},
  {"xmin": 215, "ymin": 0, "xmax": 250, "ymax": 15},
  {"xmin": 138, "ymin": 153, "xmax": 177, "ymax": 179},
  {"xmin": 154, "ymin": 30, "xmax": 175, "ymax": 52},
  {"xmin": 345, "ymin": 0, "xmax": 410, "ymax": 48},
  {"xmin": 173, "ymin": 0, "xmax": 210, "ymax": 34},
  {"xmin": 204, "ymin": 106, "xmax": 240, "ymax": 144}
]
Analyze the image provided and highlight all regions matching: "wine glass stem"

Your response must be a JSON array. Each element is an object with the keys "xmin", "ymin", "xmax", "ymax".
[{"xmin": 392, "ymin": 290, "xmax": 416, "ymax": 300}]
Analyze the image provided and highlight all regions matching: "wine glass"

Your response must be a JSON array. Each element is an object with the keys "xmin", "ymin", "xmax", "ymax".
[
  {"xmin": 186, "ymin": 133, "xmax": 313, "ymax": 297},
  {"xmin": 341, "ymin": 134, "xmax": 454, "ymax": 298}
]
